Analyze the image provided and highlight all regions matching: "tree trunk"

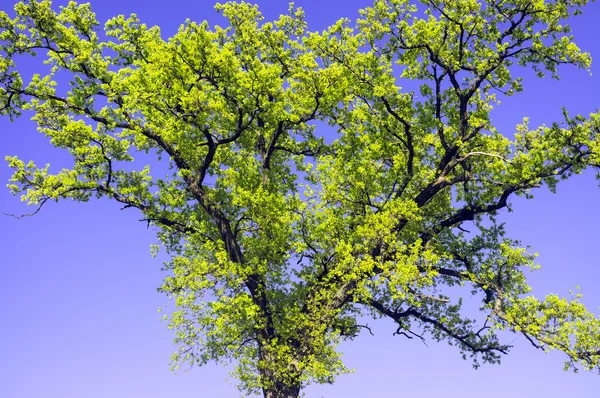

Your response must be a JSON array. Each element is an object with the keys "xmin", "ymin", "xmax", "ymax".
[
  {"xmin": 263, "ymin": 385, "xmax": 301, "ymax": 398},
  {"xmin": 257, "ymin": 330, "xmax": 302, "ymax": 398},
  {"xmin": 258, "ymin": 350, "xmax": 301, "ymax": 398}
]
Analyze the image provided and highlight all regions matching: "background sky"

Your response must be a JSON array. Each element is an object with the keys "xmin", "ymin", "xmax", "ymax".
[{"xmin": 0, "ymin": 0, "xmax": 599, "ymax": 397}]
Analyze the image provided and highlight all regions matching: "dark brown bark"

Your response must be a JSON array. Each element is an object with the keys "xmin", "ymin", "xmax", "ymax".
[
  {"xmin": 259, "ymin": 354, "xmax": 301, "ymax": 398},
  {"xmin": 263, "ymin": 386, "xmax": 301, "ymax": 398}
]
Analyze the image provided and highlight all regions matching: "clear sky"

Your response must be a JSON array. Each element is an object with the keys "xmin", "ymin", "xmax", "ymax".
[{"xmin": 0, "ymin": 1, "xmax": 599, "ymax": 397}]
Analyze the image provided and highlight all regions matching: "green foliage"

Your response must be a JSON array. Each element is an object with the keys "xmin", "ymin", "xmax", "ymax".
[{"xmin": 2, "ymin": 0, "xmax": 599, "ymax": 396}]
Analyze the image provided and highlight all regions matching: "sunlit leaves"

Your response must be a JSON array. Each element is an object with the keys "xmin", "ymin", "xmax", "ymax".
[{"xmin": 2, "ymin": 0, "xmax": 600, "ymax": 395}]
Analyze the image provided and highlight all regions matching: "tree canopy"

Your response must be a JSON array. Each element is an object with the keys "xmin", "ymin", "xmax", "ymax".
[{"xmin": 1, "ymin": 0, "xmax": 599, "ymax": 397}]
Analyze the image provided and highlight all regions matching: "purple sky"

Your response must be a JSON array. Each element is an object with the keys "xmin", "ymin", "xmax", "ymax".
[{"xmin": 1, "ymin": 1, "xmax": 599, "ymax": 397}]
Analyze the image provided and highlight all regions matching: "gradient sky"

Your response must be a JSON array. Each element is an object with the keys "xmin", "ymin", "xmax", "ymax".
[{"xmin": 1, "ymin": 1, "xmax": 599, "ymax": 397}]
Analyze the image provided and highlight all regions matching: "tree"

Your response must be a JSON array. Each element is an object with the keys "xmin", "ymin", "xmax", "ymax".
[{"xmin": 1, "ymin": 0, "xmax": 599, "ymax": 396}]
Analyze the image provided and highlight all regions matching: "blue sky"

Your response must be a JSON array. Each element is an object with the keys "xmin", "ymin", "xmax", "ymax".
[{"xmin": 0, "ymin": 1, "xmax": 599, "ymax": 397}]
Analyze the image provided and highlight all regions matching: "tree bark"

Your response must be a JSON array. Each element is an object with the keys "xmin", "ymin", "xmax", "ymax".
[
  {"xmin": 263, "ymin": 386, "xmax": 301, "ymax": 398},
  {"xmin": 259, "ymin": 348, "xmax": 302, "ymax": 398}
]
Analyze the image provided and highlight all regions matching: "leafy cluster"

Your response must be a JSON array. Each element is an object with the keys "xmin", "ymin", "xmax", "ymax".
[{"xmin": 1, "ymin": 1, "xmax": 599, "ymax": 396}]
